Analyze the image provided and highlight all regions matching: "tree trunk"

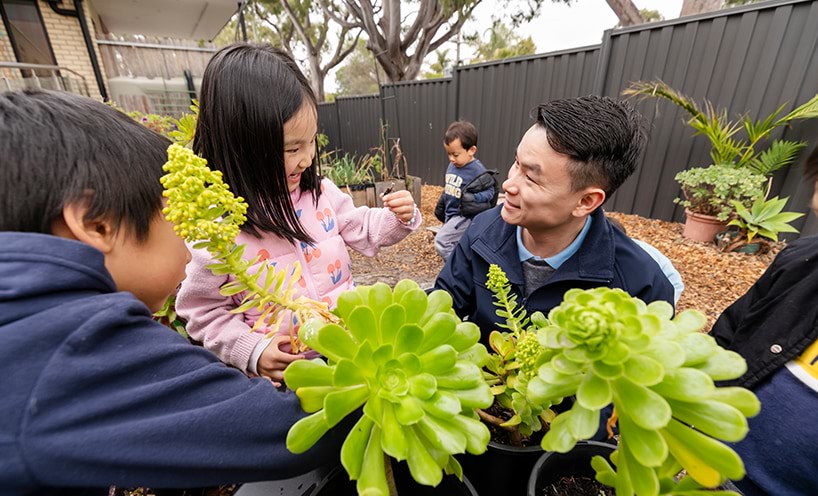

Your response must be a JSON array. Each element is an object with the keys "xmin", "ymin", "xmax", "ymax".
[
  {"xmin": 680, "ymin": 0, "xmax": 723, "ymax": 17},
  {"xmin": 605, "ymin": 0, "xmax": 644, "ymax": 26}
]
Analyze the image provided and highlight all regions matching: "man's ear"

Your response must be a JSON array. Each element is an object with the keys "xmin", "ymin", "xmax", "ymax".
[
  {"xmin": 54, "ymin": 201, "xmax": 118, "ymax": 254},
  {"xmin": 573, "ymin": 188, "xmax": 606, "ymax": 217}
]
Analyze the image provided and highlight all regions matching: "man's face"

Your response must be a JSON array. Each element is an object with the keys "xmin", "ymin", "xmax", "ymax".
[{"xmin": 501, "ymin": 125, "xmax": 588, "ymax": 232}]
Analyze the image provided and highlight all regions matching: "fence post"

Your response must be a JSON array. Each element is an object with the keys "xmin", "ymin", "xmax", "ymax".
[{"xmin": 592, "ymin": 29, "xmax": 614, "ymax": 96}]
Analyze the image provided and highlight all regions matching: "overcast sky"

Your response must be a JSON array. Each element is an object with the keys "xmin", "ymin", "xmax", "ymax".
[{"xmin": 329, "ymin": 0, "xmax": 684, "ymax": 90}]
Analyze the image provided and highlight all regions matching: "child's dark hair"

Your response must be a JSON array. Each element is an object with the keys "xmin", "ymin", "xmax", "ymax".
[
  {"xmin": 0, "ymin": 89, "xmax": 170, "ymax": 241},
  {"xmin": 194, "ymin": 42, "xmax": 320, "ymax": 244},
  {"xmin": 534, "ymin": 96, "xmax": 646, "ymax": 197},
  {"xmin": 445, "ymin": 120, "xmax": 478, "ymax": 150}
]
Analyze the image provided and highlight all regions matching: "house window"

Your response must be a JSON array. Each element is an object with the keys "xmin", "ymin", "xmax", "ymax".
[{"xmin": 0, "ymin": 0, "xmax": 58, "ymax": 74}]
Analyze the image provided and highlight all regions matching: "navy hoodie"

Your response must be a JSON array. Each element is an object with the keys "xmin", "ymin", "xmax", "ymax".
[{"xmin": 0, "ymin": 233, "xmax": 344, "ymax": 495}]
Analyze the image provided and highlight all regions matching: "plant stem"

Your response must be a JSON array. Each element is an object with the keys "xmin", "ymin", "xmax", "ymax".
[
  {"xmin": 385, "ymin": 453, "xmax": 399, "ymax": 496},
  {"xmin": 476, "ymin": 408, "xmax": 523, "ymax": 446}
]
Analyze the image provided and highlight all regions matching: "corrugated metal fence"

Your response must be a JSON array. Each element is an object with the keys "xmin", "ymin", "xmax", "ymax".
[{"xmin": 318, "ymin": 0, "xmax": 818, "ymax": 236}]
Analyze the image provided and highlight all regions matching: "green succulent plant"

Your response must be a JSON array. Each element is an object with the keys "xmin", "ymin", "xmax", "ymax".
[
  {"xmin": 526, "ymin": 287, "xmax": 760, "ymax": 496},
  {"xmin": 481, "ymin": 264, "xmax": 554, "ymax": 445},
  {"xmin": 728, "ymin": 195, "xmax": 804, "ymax": 244},
  {"xmin": 284, "ymin": 281, "xmax": 493, "ymax": 495}
]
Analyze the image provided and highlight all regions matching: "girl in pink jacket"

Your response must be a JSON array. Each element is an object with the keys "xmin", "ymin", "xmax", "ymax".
[{"xmin": 176, "ymin": 43, "xmax": 420, "ymax": 385}]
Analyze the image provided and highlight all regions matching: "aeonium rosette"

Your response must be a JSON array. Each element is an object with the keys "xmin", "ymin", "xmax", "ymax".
[
  {"xmin": 284, "ymin": 280, "xmax": 493, "ymax": 495},
  {"xmin": 527, "ymin": 287, "xmax": 760, "ymax": 496}
]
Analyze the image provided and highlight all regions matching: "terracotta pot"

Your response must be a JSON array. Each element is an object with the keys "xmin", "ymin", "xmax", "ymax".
[{"xmin": 682, "ymin": 209, "xmax": 727, "ymax": 243}]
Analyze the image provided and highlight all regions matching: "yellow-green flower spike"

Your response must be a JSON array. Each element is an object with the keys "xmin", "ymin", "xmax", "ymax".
[{"xmin": 160, "ymin": 144, "xmax": 334, "ymax": 351}]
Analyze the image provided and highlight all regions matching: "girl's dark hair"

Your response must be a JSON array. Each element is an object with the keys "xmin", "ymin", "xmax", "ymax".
[
  {"xmin": 0, "ymin": 89, "xmax": 170, "ymax": 241},
  {"xmin": 534, "ymin": 96, "xmax": 646, "ymax": 197},
  {"xmin": 193, "ymin": 43, "xmax": 321, "ymax": 243}
]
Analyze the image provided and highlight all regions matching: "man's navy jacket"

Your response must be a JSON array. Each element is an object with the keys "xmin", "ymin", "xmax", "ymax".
[{"xmin": 434, "ymin": 206, "xmax": 675, "ymax": 341}]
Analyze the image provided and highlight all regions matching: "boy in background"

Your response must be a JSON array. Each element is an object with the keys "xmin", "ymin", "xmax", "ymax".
[
  {"xmin": 0, "ymin": 89, "xmax": 344, "ymax": 494},
  {"xmin": 434, "ymin": 120, "xmax": 498, "ymax": 260}
]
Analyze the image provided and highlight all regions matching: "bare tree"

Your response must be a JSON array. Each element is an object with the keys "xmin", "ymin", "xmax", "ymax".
[
  {"xmin": 679, "ymin": 0, "xmax": 723, "ymax": 17},
  {"xmin": 256, "ymin": 0, "xmax": 361, "ymax": 101},
  {"xmin": 319, "ymin": 0, "xmax": 570, "ymax": 83},
  {"xmin": 605, "ymin": 0, "xmax": 644, "ymax": 27}
]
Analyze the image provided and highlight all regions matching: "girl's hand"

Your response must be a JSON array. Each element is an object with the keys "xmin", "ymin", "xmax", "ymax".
[
  {"xmin": 383, "ymin": 190, "xmax": 416, "ymax": 224},
  {"xmin": 257, "ymin": 334, "xmax": 304, "ymax": 387}
]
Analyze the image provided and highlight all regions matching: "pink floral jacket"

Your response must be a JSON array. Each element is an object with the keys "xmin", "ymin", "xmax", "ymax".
[{"xmin": 176, "ymin": 179, "xmax": 421, "ymax": 372}]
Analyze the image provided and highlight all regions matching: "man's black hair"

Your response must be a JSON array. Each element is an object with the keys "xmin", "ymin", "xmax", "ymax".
[
  {"xmin": 534, "ymin": 96, "xmax": 646, "ymax": 197},
  {"xmin": 0, "ymin": 89, "xmax": 171, "ymax": 241},
  {"xmin": 445, "ymin": 120, "xmax": 478, "ymax": 150}
]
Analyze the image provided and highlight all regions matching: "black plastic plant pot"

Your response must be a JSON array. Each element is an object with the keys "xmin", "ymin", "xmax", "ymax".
[
  {"xmin": 312, "ymin": 462, "xmax": 478, "ymax": 496},
  {"xmin": 526, "ymin": 440, "xmax": 617, "ymax": 496},
  {"xmin": 458, "ymin": 441, "xmax": 544, "ymax": 496}
]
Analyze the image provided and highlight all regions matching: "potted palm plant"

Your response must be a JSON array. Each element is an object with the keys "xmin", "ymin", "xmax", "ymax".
[{"xmin": 624, "ymin": 80, "xmax": 818, "ymax": 242}]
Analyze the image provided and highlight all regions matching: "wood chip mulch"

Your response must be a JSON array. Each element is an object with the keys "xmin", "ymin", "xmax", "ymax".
[{"xmin": 351, "ymin": 185, "xmax": 781, "ymax": 331}]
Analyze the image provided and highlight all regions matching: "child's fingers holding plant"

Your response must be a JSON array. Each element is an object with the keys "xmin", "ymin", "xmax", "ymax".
[
  {"xmin": 383, "ymin": 189, "xmax": 416, "ymax": 224},
  {"xmin": 257, "ymin": 334, "xmax": 305, "ymax": 387}
]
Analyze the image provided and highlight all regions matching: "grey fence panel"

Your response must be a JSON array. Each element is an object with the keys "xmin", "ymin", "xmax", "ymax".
[
  {"xmin": 335, "ymin": 95, "xmax": 381, "ymax": 160},
  {"xmin": 598, "ymin": 0, "xmax": 818, "ymax": 238},
  {"xmin": 381, "ymin": 78, "xmax": 454, "ymax": 185},
  {"xmin": 324, "ymin": 0, "xmax": 818, "ymax": 238},
  {"xmin": 317, "ymin": 102, "xmax": 341, "ymax": 152},
  {"xmin": 455, "ymin": 47, "xmax": 600, "ymax": 178}
]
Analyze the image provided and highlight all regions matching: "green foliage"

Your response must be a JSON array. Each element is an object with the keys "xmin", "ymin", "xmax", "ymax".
[
  {"xmin": 526, "ymin": 287, "xmax": 760, "ymax": 495},
  {"xmin": 323, "ymin": 152, "xmax": 380, "ymax": 187},
  {"xmin": 284, "ymin": 281, "xmax": 493, "ymax": 494},
  {"xmin": 624, "ymin": 80, "xmax": 818, "ymax": 175},
  {"xmin": 167, "ymin": 100, "xmax": 199, "ymax": 147},
  {"xmin": 153, "ymin": 295, "xmax": 188, "ymax": 339},
  {"xmin": 467, "ymin": 20, "xmax": 537, "ymax": 64},
  {"xmin": 674, "ymin": 164, "xmax": 766, "ymax": 220},
  {"xmin": 482, "ymin": 265, "xmax": 553, "ymax": 442},
  {"xmin": 108, "ymin": 101, "xmax": 177, "ymax": 137},
  {"xmin": 728, "ymin": 195, "xmax": 804, "ymax": 243},
  {"xmin": 161, "ymin": 144, "xmax": 334, "ymax": 350},
  {"xmin": 335, "ymin": 39, "xmax": 384, "ymax": 96}
]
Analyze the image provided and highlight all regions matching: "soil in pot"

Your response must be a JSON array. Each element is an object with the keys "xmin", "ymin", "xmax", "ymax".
[
  {"xmin": 528, "ymin": 441, "xmax": 617, "ymax": 496},
  {"xmin": 312, "ymin": 462, "xmax": 477, "ymax": 496}
]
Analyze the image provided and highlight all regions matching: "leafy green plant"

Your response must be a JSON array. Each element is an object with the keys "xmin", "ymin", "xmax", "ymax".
[
  {"xmin": 728, "ymin": 194, "xmax": 804, "ymax": 244},
  {"xmin": 480, "ymin": 265, "xmax": 554, "ymax": 446},
  {"xmin": 624, "ymin": 80, "xmax": 818, "ymax": 176},
  {"xmin": 526, "ymin": 286, "xmax": 760, "ymax": 496},
  {"xmin": 284, "ymin": 282, "xmax": 493, "ymax": 494},
  {"xmin": 167, "ymin": 100, "xmax": 199, "ymax": 147},
  {"xmin": 324, "ymin": 152, "xmax": 376, "ymax": 187},
  {"xmin": 152, "ymin": 294, "xmax": 188, "ymax": 339},
  {"xmin": 674, "ymin": 164, "xmax": 766, "ymax": 220}
]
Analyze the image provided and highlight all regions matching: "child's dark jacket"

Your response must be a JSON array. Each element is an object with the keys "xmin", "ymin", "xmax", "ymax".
[
  {"xmin": 434, "ymin": 164, "xmax": 499, "ymax": 223},
  {"xmin": 711, "ymin": 235, "xmax": 818, "ymax": 495},
  {"xmin": 0, "ymin": 233, "xmax": 341, "ymax": 495},
  {"xmin": 433, "ymin": 207, "xmax": 675, "ymax": 342}
]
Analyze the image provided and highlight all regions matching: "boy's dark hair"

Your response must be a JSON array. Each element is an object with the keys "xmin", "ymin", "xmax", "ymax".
[
  {"xmin": 194, "ymin": 42, "xmax": 320, "ymax": 244},
  {"xmin": 0, "ymin": 89, "xmax": 171, "ymax": 242},
  {"xmin": 445, "ymin": 120, "xmax": 478, "ymax": 150},
  {"xmin": 534, "ymin": 96, "xmax": 646, "ymax": 197},
  {"xmin": 804, "ymin": 143, "xmax": 818, "ymax": 184}
]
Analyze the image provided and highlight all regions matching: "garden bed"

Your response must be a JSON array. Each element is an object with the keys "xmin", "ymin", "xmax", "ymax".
[{"xmin": 350, "ymin": 185, "xmax": 780, "ymax": 331}]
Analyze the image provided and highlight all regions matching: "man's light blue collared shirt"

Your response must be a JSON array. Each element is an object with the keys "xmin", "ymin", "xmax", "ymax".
[{"xmin": 516, "ymin": 216, "xmax": 593, "ymax": 268}]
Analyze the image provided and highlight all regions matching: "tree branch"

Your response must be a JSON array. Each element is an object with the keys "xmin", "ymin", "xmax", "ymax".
[{"xmin": 281, "ymin": 0, "xmax": 316, "ymax": 53}]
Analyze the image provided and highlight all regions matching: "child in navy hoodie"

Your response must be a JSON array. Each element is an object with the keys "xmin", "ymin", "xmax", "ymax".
[{"xmin": 0, "ymin": 89, "xmax": 344, "ymax": 495}]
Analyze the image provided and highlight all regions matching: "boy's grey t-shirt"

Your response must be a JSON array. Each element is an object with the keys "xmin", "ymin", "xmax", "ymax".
[{"xmin": 442, "ymin": 159, "xmax": 487, "ymax": 222}]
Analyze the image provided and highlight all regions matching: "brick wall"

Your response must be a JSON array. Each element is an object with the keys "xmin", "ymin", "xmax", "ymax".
[{"xmin": 38, "ymin": 0, "xmax": 106, "ymax": 100}]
